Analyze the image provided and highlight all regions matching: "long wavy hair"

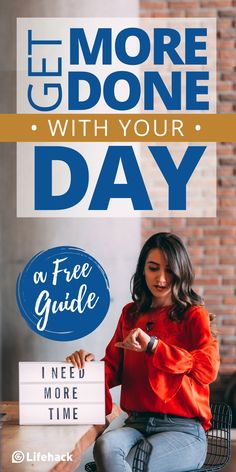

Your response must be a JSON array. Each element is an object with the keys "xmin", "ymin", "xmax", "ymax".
[{"xmin": 130, "ymin": 232, "xmax": 203, "ymax": 322}]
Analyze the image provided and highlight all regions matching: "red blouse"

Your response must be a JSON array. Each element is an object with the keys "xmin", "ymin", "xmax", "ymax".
[{"xmin": 102, "ymin": 303, "xmax": 220, "ymax": 431}]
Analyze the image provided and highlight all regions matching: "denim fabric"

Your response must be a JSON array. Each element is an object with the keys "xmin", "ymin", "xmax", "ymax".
[{"xmin": 93, "ymin": 414, "xmax": 207, "ymax": 472}]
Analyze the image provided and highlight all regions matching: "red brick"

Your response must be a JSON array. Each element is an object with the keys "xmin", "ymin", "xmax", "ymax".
[
  {"xmin": 188, "ymin": 247, "xmax": 204, "ymax": 256},
  {"xmin": 203, "ymin": 238, "xmax": 221, "ymax": 246},
  {"xmin": 204, "ymin": 247, "xmax": 230, "ymax": 256},
  {"xmin": 187, "ymin": 218, "xmax": 218, "ymax": 227},
  {"xmin": 218, "ymin": 39, "xmax": 235, "ymax": 50},
  {"xmin": 221, "ymin": 358, "xmax": 236, "ymax": 365},
  {"xmin": 218, "ymin": 267, "xmax": 236, "ymax": 276},
  {"xmin": 219, "ymin": 49, "xmax": 236, "ymax": 61},
  {"xmin": 202, "ymin": 0, "xmax": 232, "ymax": 6},
  {"xmin": 219, "ymin": 346, "xmax": 236, "ymax": 354},
  {"xmin": 218, "ymin": 144, "xmax": 234, "ymax": 155},
  {"xmin": 220, "ymin": 257, "xmax": 236, "ymax": 265},
  {"xmin": 218, "ymin": 30, "xmax": 236, "ymax": 39},
  {"xmin": 196, "ymin": 278, "xmax": 221, "ymax": 285},
  {"xmin": 221, "ymin": 72, "xmax": 236, "ymax": 82},
  {"xmin": 145, "ymin": 11, "xmax": 169, "ymax": 17},
  {"xmin": 204, "ymin": 296, "xmax": 223, "ymax": 305},
  {"xmin": 177, "ymin": 228, "xmax": 204, "ymax": 237},
  {"xmin": 220, "ymin": 366, "xmax": 236, "ymax": 374},
  {"xmin": 169, "ymin": 1, "xmax": 199, "ymax": 8},
  {"xmin": 218, "ymin": 179, "xmax": 236, "ymax": 189},
  {"xmin": 218, "ymin": 64, "xmax": 235, "ymax": 74},
  {"xmin": 219, "ymin": 157, "xmax": 236, "ymax": 166},
  {"xmin": 204, "ymin": 228, "xmax": 236, "ymax": 236},
  {"xmin": 218, "ymin": 18, "xmax": 234, "ymax": 29},
  {"xmin": 169, "ymin": 219, "xmax": 186, "ymax": 228},
  {"xmin": 218, "ymin": 103, "xmax": 234, "ymax": 112},
  {"xmin": 217, "ymin": 22, "xmax": 234, "ymax": 34},
  {"xmin": 217, "ymin": 190, "xmax": 236, "ymax": 198},
  {"xmin": 186, "ymin": 10, "xmax": 202, "ymax": 16},
  {"xmin": 192, "ymin": 256, "xmax": 219, "ymax": 265},
  {"xmin": 223, "ymin": 297, "xmax": 236, "ymax": 305},
  {"xmin": 194, "ymin": 10, "xmax": 217, "ymax": 17},
  {"xmin": 219, "ymin": 218, "xmax": 236, "ymax": 225},
  {"xmin": 220, "ymin": 237, "xmax": 236, "ymax": 245},
  {"xmin": 205, "ymin": 287, "xmax": 234, "ymax": 296},
  {"xmin": 223, "ymin": 278, "xmax": 236, "ymax": 285},
  {"xmin": 144, "ymin": 218, "xmax": 170, "ymax": 227},
  {"xmin": 218, "ymin": 167, "xmax": 234, "ymax": 176},
  {"xmin": 218, "ymin": 210, "xmax": 236, "ymax": 219},
  {"xmin": 202, "ymin": 266, "xmax": 233, "ymax": 276},
  {"xmin": 168, "ymin": 10, "xmax": 186, "ymax": 17},
  {"xmin": 221, "ymin": 337, "xmax": 236, "ymax": 345},
  {"xmin": 223, "ymin": 319, "xmax": 236, "ymax": 325},
  {"xmin": 218, "ymin": 9, "xmax": 236, "ymax": 17},
  {"xmin": 217, "ymin": 81, "xmax": 233, "ymax": 92},
  {"xmin": 219, "ymin": 93, "xmax": 236, "ymax": 103},
  {"xmin": 219, "ymin": 198, "xmax": 236, "ymax": 207},
  {"xmin": 218, "ymin": 327, "xmax": 236, "ymax": 335},
  {"xmin": 213, "ymin": 307, "xmax": 236, "ymax": 315}
]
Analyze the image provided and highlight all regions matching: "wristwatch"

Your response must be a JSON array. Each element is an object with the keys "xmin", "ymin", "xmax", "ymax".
[{"xmin": 146, "ymin": 336, "xmax": 158, "ymax": 354}]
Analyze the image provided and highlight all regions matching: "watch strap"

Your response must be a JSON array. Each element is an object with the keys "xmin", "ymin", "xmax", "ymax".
[{"xmin": 146, "ymin": 335, "xmax": 157, "ymax": 354}]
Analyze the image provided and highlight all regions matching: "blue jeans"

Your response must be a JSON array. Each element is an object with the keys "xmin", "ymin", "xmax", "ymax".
[{"xmin": 93, "ymin": 414, "xmax": 208, "ymax": 472}]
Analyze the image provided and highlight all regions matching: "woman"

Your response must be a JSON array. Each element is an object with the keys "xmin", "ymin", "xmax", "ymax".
[{"xmin": 66, "ymin": 233, "xmax": 220, "ymax": 472}]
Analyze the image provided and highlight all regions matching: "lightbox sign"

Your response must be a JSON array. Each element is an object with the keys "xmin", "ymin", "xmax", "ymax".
[{"xmin": 19, "ymin": 362, "xmax": 105, "ymax": 425}]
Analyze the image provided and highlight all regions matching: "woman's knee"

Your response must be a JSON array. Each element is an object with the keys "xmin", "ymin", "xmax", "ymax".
[
  {"xmin": 94, "ymin": 431, "xmax": 119, "ymax": 460},
  {"xmin": 94, "ymin": 435, "xmax": 109, "ymax": 458}
]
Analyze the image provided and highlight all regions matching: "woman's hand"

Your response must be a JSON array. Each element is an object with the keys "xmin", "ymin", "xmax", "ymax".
[
  {"xmin": 66, "ymin": 349, "xmax": 95, "ymax": 369},
  {"xmin": 115, "ymin": 328, "xmax": 156, "ymax": 352}
]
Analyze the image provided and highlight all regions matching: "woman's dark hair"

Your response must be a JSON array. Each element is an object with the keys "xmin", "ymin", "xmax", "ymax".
[{"xmin": 131, "ymin": 232, "xmax": 203, "ymax": 322}]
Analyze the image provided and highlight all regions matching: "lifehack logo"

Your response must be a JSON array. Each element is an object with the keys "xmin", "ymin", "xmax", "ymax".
[
  {"xmin": 16, "ymin": 246, "xmax": 110, "ymax": 341},
  {"xmin": 12, "ymin": 450, "xmax": 73, "ymax": 463}
]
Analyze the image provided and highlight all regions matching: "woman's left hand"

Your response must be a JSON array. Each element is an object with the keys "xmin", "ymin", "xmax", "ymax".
[{"xmin": 115, "ymin": 328, "xmax": 152, "ymax": 352}]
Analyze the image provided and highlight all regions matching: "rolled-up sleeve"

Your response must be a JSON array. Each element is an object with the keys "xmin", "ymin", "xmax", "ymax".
[{"xmin": 147, "ymin": 307, "xmax": 220, "ymax": 402}]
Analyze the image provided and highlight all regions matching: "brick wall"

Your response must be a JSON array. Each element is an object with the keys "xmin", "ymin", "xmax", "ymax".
[{"xmin": 140, "ymin": 0, "xmax": 236, "ymax": 394}]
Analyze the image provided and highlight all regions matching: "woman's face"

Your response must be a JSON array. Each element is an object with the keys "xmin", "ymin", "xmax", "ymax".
[{"xmin": 144, "ymin": 248, "xmax": 173, "ymax": 307}]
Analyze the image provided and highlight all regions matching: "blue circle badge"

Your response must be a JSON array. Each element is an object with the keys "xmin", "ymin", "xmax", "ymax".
[{"xmin": 16, "ymin": 246, "xmax": 110, "ymax": 341}]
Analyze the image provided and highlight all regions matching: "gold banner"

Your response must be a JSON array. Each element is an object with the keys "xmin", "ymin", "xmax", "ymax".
[{"xmin": 0, "ymin": 114, "xmax": 235, "ymax": 142}]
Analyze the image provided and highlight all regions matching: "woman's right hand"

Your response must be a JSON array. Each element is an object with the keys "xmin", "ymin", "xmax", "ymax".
[{"xmin": 65, "ymin": 349, "xmax": 95, "ymax": 369}]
